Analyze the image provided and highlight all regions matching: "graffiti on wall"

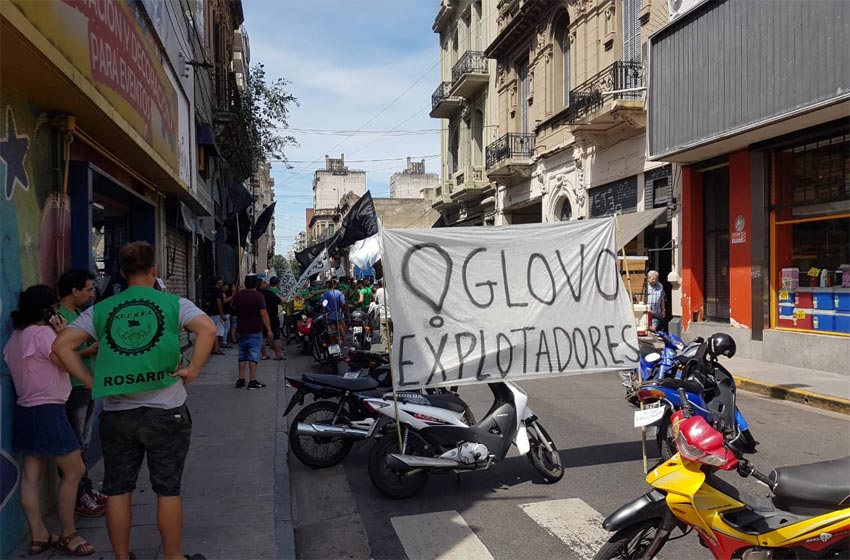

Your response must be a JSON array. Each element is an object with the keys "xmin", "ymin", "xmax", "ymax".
[{"xmin": 0, "ymin": 93, "xmax": 61, "ymax": 556}]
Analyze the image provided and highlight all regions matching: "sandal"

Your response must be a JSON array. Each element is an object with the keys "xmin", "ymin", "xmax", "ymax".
[
  {"xmin": 28, "ymin": 534, "xmax": 59, "ymax": 555},
  {"xmin": 57, "ymin": 533, "xmax": 94, "ymax": 557}
]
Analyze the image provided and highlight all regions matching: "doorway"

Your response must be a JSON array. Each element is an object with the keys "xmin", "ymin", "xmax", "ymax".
[{"xmin": 702, "ymin": 167, "xmax": 730, "ymax": 322}]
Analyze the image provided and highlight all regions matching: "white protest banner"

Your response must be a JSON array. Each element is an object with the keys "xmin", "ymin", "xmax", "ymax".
[
  {"xmin": 381, "ymin": 218, "xmax": 639, "ymax": 390},
  {"xmin": 279, "ymin": 258, "xmax": 299, "ymax": 300}
]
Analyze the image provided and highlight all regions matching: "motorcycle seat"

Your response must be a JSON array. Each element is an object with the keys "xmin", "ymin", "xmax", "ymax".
[
  {"xmin": 644, "ymin": 378, "xmax": 704, "ymax": 394},
  {"xmin": 351, "ymin": 350, "xmax": 388, "ymax": 361},
  {"xmin": 303, "ymin": 373, "xmax": 378, "ymax": 392},
  {"xmin": 392, "ymin": 391, "xmax": 468, "ymax": 413},
  {"xmin": 770, "ymin": 456, "xmax": 850, "ymax": 509}
]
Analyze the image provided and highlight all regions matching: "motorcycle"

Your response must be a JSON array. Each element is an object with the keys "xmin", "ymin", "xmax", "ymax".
[
  {"xmin": 622, "ymin": 331, "xmax": 702, "ymax": 396},
  {"xmin": 295, "ymin": 308, "xmax": 315, "ymax": 355},
  {"xmin": 349, "ymin": 309, "xmax": 372, "ymax": 351},
  {"xmin": 595, "ymin": 387, "xmax": 850, "ymax": 560},
  {"xmin": 364, "ymin": 381, "xmax": 563, "ymax": 499},
  {"xmin": 284, "ymin": 367, "xmax": 472, "ymax": 468},
  {"xmin": 630, "ymin": 333, "xmax": 757, "ymax": 460}
]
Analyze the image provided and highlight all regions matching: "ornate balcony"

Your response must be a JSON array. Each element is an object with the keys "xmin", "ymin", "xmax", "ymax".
[
  {"xmin": 560, "ymin": 61, "xmax": 646, "ymax": 140},
  {"xmin": 431, "ymin": 182, "xmax": 456, "ymax": 210},
  {"xmin": 430, "ymin": 82, "xmax": 463, "ymax": 119},
  {"xmin": 450, "ymin": 166, "xmax": 491, "ymax": 201},
  {"xmin": 485, "ymin": 133, "xmax": 535, "ymax": 184},
  {"xmin": 450, "ymin": 51, "xmax": 489, "ymax": 97}
]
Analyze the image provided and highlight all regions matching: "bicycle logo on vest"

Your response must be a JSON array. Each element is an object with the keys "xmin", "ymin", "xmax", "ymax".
[{"xmin": 105, "ymin": 299, "xmax": 165, "ymax": 356}]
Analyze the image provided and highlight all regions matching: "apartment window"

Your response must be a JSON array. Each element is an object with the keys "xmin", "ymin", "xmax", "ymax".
[
  {"xmin": 449, "ymin": 122, "xmax": 459, "ymax": 175},
  {"xmin": 552, "ymin": 12, "xmax": 571, "ymax": 109},
  {"xmin": 623, "ymin": 0, "xmax": 642, "ymax": 64},
  {"xmin": 472, "ymin": 108, "xmax": 484, "ymax": 167},
  {"xmin": 518, "ymin": 58, "xmax": 529, "ymax": 133}
]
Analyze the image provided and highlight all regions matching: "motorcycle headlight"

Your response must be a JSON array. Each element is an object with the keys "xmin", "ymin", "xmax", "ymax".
[{"xmin": 675, "ymin": 430, "xmax": 728, "ymax": 467}]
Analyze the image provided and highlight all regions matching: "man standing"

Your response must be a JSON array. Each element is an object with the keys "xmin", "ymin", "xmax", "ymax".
[
  {"xmin": 57, "ymin": 269, "xmax": 106, "ymax": 517},
  {"xmin": 54, "ymin": 241, "xmax": 217, "ymax": 560},
  {"xmin": 232, "ymin": 275, "xmax": 274, "ymax": 389},
  {"xmin": 357, "ymin": 279, "xmax": 372, "ymax": 312},
  {"xmin": 373, "ymin": 279, "xmax": 391, "ymax": 345},
  {"xmin": 646, "ymin": 270, "xmax": 667, "ymax": 332},
  {"xmin": 259, "ymin": 277, "xmax": 284, "ymax": 361},
  {"xmin": 207, "ymin": 278, "xmax": 226, "ymax": 355}
]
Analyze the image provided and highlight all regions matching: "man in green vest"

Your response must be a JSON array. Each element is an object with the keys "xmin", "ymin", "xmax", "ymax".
[
  {"xmin": 57, "ymin": 269, "xmax": 106, "ymax": 517},
  {"xmin": 54, "ymin": 241, "xmax": 217, "ymax": 560}
]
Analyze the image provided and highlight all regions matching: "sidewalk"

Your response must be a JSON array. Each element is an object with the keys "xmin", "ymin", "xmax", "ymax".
[
  {"xmin": 726, "ymin": 356, "xmax": 850, "ymax": 415},
  {"xmin": 12, "ymin": 348, "xmax": 295, "ymax": 559}
]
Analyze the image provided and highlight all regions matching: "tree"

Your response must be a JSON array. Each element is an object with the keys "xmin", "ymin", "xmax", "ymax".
[
  {"xmin": 229, "ymin": 64, "xmax": 298, "ymax": 180},
  {"xmin": 272, "ymin": 254, "xmax": 287, "ymax": 276},
  {"xmin": 289, "ymin": 258, "xmax": 301, "ymax": 277}
]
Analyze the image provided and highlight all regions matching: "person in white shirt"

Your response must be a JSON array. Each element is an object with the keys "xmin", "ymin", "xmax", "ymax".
[{"xmin": 373, "ymin": 279, "xmax": 391, "ymax": 345}]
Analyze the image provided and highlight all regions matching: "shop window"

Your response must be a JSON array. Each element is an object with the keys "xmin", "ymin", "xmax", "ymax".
[{"xmin": 771, "ymin": 133, "xmax": 850, "ymax": 336}]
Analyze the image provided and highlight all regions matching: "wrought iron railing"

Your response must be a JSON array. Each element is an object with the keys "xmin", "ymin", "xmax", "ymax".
[
  {"xmin": 566, "ymin": 61, "xmax": 643, "ymax": 123},
  {"xmin": 431, "ymin": 82, "xmax": 454, "ymax": 110},
  {"xmin": 451, "ymin": 51, "xmax": 488, "ymax": 83},
  {"xmin": 485, "ymin": 133, "xmax": 536, "ymax": 168}
]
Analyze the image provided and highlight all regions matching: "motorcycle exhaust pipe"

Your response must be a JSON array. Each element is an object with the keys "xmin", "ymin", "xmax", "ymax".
[
  {"xmin": 296, "ymin": 422, "xmax": 370, "ymax": 439},
  {"xmin": 386, "ymin": 453, "xmax": 464, "ymax": 471}
]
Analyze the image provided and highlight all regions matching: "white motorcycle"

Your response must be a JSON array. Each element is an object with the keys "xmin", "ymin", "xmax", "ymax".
[{"xmin": 364, "ymin": 382, "xmax": 563, "ymax": 499}]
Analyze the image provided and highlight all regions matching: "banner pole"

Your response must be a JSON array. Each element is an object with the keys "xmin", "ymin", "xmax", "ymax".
[{"xmin": 375, "ymin": 234, "xmax": 404, "ymax": 453}]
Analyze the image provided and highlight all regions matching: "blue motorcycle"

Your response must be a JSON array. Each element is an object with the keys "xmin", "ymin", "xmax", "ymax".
[{"xmin": 629, "ymin": 333, "xmax": 758, "ymax": 460}]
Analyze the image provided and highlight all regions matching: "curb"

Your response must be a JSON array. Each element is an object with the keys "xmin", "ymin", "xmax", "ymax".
[
  {"xmin": 274, "ymin": 358, "xmax": 297, "ymax": 559},
  {"xmin": 735, "ymin": 376, "xmax": 850, "ymax": 415}
]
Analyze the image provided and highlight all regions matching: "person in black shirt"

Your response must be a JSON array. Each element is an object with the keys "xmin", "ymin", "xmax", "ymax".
[{"xmin": 259, "ymin": 278, "xmax": 284, "ymax": 360}]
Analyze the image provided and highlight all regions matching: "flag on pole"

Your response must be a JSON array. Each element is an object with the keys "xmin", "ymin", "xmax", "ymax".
[
  {"xmin": 278, "ymin": 257, "xmax": 299, "ymax": 299},
  {"xmin": 295, "ymin": 247, "xmax": 330, "ymax": 286},
  {"xmin": 251, "ymin": 202, "xmax": 277, "ymax": 241}
]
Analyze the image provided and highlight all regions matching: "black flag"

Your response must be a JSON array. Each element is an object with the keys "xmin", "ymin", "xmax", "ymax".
[
  {"xmin": 251, "ymin": 202, "xmax": 276, "ymax": 241},
  {"xmin": 295, "ymin": 239, "xmax": 329, "ymax": 270},
  {"xmin": 327, "ymin": 191, "xmax": 379, "ymax": 251}
]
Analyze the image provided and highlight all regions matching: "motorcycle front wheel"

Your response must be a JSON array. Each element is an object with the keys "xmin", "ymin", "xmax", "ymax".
[
  {"xmin": 593, "ymin": 519, "xmax": 666, "ymax": 560},
  {"xmin": 289, "ymin": 401, "xmax": 354, "ymax": 468},
  {"xmin": 656, "ymin": 413, "xmax": 675, "ymax": 461},
  {"xmin": 368, "ymin": 431, "xmax": 430, "ymax": 499},
  {"xmin": 526, "ymin": 422, "xmax": 564, "ymax": 483}
]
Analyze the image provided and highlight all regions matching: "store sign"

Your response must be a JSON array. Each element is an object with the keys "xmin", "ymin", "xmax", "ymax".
[
  {"xmin": 590, "ymin": 177, "xmax": 638, "ymax": 218},
  {"xmin": 731, "ymin": 214, "xmax": 747, "ymax": 244},
  {"xmin": 11, "ymin": 0, "xmax": 179, "ymax": 174}
]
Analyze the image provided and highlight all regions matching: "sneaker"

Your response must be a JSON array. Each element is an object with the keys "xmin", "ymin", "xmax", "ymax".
[
  {"xmin": 89, "ymin": 488, "xmax": 108, "ymax": 506},
  {"xmin": 75, "ymin": 493, "xmax": 105, "ymax": 517},
  {"xmin": 234, "ymin": 379, "xmax": 246, "ymax": 389},
  {"xmin": 246, "ymin": 380, "xmax": 266, "ymax": 390}
]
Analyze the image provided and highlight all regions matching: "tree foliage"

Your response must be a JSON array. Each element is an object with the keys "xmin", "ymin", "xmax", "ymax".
[
  {"xmin": 230, "ymin": 64, "xmax": 298, "ymax": 179},
  {"xmin": 272, "ymin": 254, "xmax": 288, "ymax": 276}
]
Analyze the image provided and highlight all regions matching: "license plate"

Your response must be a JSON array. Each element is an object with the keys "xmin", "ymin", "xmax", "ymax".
[
  {"xmin": 328, "ymin": 344, "xmax": 341, "ymax": 355},
  {"xmin": 343, "ymin": 370, "xmax": 360, "ymax": 379},
  {"xmin": 353, "ymin": 326, "xmax": 363, "ymax": 334},
  {"xmin": 634, "ymin": 402, "xmax": 666, "ymax": 428}
]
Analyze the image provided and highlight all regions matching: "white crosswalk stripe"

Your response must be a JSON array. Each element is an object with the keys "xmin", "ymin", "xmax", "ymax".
[
  {"xmin": 519, "ymin": 499, "xmax": 613, "ymax": 560},
  {"xmin": 390, "ymin": 510, "xmax": 495, "ymax": 560},
  {"xmin": 389, "ymin": 499, "xmax": 618, "ymax": 560}
]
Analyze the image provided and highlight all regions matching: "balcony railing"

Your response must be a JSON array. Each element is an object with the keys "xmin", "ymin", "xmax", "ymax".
[
  {"xmin": 432, "ymin": 82, "xmax": 454, "ymax": 111},
  {"xmin": 485, "ymin": 133, "xmax": 535, "ymax": 168},
  {"xmin": 567, "ymin": 61, "xmax": 643, "ymax": 123},
  {"xmin": 451, "ymin": 51, "xmax": 487, "ymax": 83}
]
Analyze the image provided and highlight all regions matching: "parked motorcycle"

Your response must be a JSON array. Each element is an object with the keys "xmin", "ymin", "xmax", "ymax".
[
  {"xmin": 622, "ymin": 331, "xmax": 701, "ymax": 396},
  {"xmin": 595, "ymin": 387, "xmax": 850, "ymax": 560},
  {"xmin": 364, "ymin": 381, "xmax": 563, "ymax": 499},
  {"xmin": 349, "ymin": 309, "xmax": 372, "ymax": 350},
  {"xmin": 630, "ymin": 332, "xmax": 757, "ymax": 459},
  {"xmin": 284, "ymin": 367, "xmax": 471, "ymax": 468}
]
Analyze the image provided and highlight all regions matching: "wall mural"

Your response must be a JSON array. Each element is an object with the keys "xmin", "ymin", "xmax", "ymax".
[{"xmin": 0, "ymin": 91, "xmax": 59, "ymax": 556}]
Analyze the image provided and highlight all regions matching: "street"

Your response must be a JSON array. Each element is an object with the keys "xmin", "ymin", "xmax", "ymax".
[{"xmin": 284, "ymin": 348, "xmax": 850, "ymax": 560}]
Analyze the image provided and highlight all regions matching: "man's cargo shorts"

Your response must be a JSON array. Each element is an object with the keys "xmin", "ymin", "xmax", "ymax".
[{"xmin": 99, "ymin": 404, "xmax": 192, "ymax": 497}]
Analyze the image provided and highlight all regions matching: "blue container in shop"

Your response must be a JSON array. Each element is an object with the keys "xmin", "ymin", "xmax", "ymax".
[
  {"xmin": 835, "ymin": 288, "xmax": 850, "ymax": 312},
  {"xmin": 812, "ymin": 288, "xmax": 835, "ymax": 310},
  {"xmin": 812, "ymin": 310, "xmax": 835, "ymax": 332},
  {"xmin": 834, "ymin": 312, "xmax": 850, "ymax": 334}
]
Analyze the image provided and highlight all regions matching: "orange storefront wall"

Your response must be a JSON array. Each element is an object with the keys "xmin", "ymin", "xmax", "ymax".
[{"xmin": 728, "ymin": 151, "xmax": 752, "ymax": 328}]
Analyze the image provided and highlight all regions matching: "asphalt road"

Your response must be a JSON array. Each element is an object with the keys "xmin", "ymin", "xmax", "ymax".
[{"xmin": 283, "ymin": 347, "xmax": 850, "ymax": 560}]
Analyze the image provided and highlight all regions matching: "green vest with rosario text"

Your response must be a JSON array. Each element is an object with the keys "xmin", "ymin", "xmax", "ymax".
[{"xmin": 92, "ymin": 286, "xmax": 181, "ymax": 398}]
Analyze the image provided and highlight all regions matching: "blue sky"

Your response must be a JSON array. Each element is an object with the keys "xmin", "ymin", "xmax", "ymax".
[{"xmin": 242, "ymin": 0, "xmax": 443, "ymax": 255}]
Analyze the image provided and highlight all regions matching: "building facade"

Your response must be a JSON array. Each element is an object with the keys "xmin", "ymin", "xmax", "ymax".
[
  {"xmin": 248, "ymin": 160, "xmax": 276, "ymax": 275},
  {"xmin": 647, "ymin": 0, "xmax": 850, "ymax": 373},
  {"xmin": 430, "ymin": 0, "xmax": 501, "ymax": 226},
  {"xmin": 0, "ymin": 0, "xmax": 252, "ymax": 551},
  {"xmin": 308, "ymin": 155, "xmax": 366, "ymax": 243},
  {"xmin": 389, "ymin": 157, "xmax": 440, "ymax": 198}
]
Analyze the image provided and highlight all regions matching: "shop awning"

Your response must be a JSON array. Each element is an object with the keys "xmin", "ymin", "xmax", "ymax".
[
  {"xmin": 613, "ymin": 207, "xmax": 667, "ymax": 250},
  {"xmin": 196, "ymin": 122, "xmax": 219, "ymax": 155}
]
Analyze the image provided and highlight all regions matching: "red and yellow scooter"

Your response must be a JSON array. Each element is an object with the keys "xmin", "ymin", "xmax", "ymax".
[{"xmin": 595, "ymin": 389, "xmax": 850, "ymax": 560}]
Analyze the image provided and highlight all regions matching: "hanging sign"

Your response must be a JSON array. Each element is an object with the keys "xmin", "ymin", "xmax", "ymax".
[{"xmin": 381, "ymin": 218, "xmax": 640, "ymax": 390}]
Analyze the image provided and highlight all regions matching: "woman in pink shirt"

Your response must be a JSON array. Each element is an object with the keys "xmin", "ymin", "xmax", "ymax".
[{"xmin": 4, "ymin": 285, "xmax": 94, "ymax": 556}]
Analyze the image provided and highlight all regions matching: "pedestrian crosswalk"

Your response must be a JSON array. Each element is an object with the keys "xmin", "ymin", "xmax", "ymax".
[{"xmin": 389, "ymin": 498, "xmax": 612, "ymax": 560}]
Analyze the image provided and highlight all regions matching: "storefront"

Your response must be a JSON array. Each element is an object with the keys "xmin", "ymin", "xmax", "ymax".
[{"xmin": 770, "ymin": 129, "xmax": 850, "ymax": 336}]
